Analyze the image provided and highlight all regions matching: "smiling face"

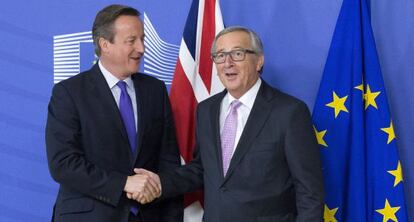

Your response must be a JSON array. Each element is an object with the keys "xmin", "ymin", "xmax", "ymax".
[
  {"xmin": 99, "ymin": 15, "xmax": 144, "ymax": 79},
  {"xmin": 215, "ymin": 31, "xmax": 264, "ymax": 99}
]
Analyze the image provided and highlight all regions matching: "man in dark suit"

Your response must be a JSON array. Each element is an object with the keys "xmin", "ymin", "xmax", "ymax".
[
  {"xmin": 45, "ymin": 4, "xmax": 182, "ymax": 222},
  {"xmin": 139, "ymin": 26, "xmax": 324, "ymax": 221}
]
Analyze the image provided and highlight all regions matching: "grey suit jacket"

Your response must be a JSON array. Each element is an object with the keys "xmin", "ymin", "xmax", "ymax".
[{"xmin": 160, "ymin": 80, "xmax": 324, "ymax": 222}]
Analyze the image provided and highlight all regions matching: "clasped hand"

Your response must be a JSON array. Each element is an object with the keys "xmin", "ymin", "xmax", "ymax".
[{"xmin": 124, "ymin": 168, "xmax": 161, "ymax": 204}]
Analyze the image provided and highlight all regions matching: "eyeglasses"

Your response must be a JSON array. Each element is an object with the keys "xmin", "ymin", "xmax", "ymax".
[{"xmin": 212, "ymin": 49, "xmax": 256, "ymax": 64}]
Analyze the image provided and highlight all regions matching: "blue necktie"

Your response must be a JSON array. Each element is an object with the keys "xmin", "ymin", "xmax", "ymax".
[
  {"xmin": 117, "ymin": 81, "xmax": 139, "ymax": 215},
  {"xmin": 117, "ymin": 81, "xmax": 137, "ymax": 154}
]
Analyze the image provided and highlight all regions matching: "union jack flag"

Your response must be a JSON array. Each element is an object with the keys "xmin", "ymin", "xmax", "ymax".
[{"xmin": 169, "ymin": 0, "xmax": 224, "ymax": 221}]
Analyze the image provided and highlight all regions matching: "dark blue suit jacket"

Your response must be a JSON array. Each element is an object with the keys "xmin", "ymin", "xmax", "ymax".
[
  {"xmin": 160, "ymin": 80, "xmax": 324, "ymax": 222},
  {"xmin": 46, "ymin": 64, "xmax": 183, "ymax": 222}
]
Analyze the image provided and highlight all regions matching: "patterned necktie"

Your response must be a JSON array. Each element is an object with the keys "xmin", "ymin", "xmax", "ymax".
[
  {"xmin": 221, "ymin": 100, "xmax": 242, "ymax": 176},
  {"xmin": 117, "ymin": 81, "xmax": 137, "ymax": 154}
]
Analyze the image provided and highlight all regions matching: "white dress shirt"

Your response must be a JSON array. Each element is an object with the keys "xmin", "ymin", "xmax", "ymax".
[
  {"xmin": 99, "ymin": 61, "xmax": 138, "ymax": 131},
  {"xmin": 219, "ymin": 78, "xmax": 262, "ymax": 156}
]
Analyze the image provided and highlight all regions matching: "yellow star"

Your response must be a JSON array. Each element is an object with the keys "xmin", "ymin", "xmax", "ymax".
[
  {"xmin": 326, "ymin": 91, "xmax": 349, "ymax": 118},
  {"xmin": 354, "ymin": 83, "xmax": 364, "ymax": 100},
  {"xmin": 324, "ymin": 204, "xmax": 338, "ymax": 222},
  {"xmin": 388, "ymin": 161, "xmax": 404, "ymax": 187},
  {"xmin": 313, "ymin": 126, "xmax": 328, "ymax": 147},
  {"xmin": 355, "ymin": 83, "xmax": 364, "ymax": 91},
  {"xmin": 381, "ymin": 121, "xmax": 396, "ymax": 144},
  {"xmin": 364, "ymin": 85, "xmax": 381, "ymax": 110},
  {"xmin": 376, "ymin": 199, "xmax": 400, "ymax": 222}
]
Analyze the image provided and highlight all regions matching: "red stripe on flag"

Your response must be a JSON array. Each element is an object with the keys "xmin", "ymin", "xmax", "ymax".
[
  {"xmin": 170, "ymin": 0, "xmax": 223, "ymax": 215},
  {"xmin": 170, "ymin": 60, "xmax": 197, "ymax": 163},
  {"xmin": 170, "ymin": 60, "xmax": 205, "ymax": 208},
  {"xmin": 198, "ymin": 0, "xmax": 216, "ymax": 93},
  {"xmin": 184, "ymin": 190, "xmax": 204, "ymax": 209}
]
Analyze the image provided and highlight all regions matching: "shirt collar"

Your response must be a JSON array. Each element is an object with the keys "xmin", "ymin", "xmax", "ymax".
[
  {"xmin": 224, "ymin": 78, "xmax": 262, "ymax": 110},
  {"xmin": 99, "ymin": 60, "xmax": 134, "ymax": 90}
]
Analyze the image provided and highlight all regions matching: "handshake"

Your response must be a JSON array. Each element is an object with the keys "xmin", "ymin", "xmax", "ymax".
[{"xmin": 123, "ymin": 168, "xmax": 161, "ymax": 204}]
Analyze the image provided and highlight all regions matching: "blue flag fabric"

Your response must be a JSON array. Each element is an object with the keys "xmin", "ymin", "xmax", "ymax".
[{"xmin": 312, "ymin": 0, "xmax": 408, "ymax": 221}]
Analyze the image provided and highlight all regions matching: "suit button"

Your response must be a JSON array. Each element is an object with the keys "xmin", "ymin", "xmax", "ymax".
[{"xmin": 220, "ymin": 187, "xmax": 227, "ymax": 192}]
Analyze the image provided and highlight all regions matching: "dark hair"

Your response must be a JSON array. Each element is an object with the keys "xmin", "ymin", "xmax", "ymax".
[{"xmin": 92, "ymin": 4, "xmax": 141, "ymax": 56}]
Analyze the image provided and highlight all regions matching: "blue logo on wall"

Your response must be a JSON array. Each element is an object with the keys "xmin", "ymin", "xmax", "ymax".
[
  {"xmin": 53, "ymin": 31, "xmax": 94, "ymax": 83},
  {"xmin": 52, "ymin": 13, "xmax": 179, "ymax": 85}
]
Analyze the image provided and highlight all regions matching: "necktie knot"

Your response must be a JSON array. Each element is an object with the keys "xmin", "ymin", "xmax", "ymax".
[
  {"xmin": 117, "ymin": 81, "xmax": 128, "ymax": 92},
  {"xmin": 230, "ymin": 100, "xmax": 242, "ymax": 112}
]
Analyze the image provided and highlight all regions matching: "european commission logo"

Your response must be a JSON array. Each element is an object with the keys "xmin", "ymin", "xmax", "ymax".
[
  {"xmin": 52, "ymin": 13, "xmax": 179, "ymax": 85},
  {"xmin": 53, "ymin": 31, "xmax": 95, "ymax": 84}
]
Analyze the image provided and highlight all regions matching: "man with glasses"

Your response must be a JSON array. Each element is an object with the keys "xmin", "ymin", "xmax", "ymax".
[{"xmin": 139, "ymin": 26, "xmax": 324, "ymax": 222}]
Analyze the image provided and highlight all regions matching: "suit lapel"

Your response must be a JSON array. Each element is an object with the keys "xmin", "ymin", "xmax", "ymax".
[
  {"xmin": 210, "ymin": 91, "xmax": 227, "ymax": 178},
  {"xmin": 222, "ymin": 81, "xmax": 275, "ymax": 183},
  {"xmin": 88, "ymin": 64, "xmax": 135, "ymax": 162},
  {"xmin": 132, "ymin": 75, "xmax": 145, "ymax": 164}
]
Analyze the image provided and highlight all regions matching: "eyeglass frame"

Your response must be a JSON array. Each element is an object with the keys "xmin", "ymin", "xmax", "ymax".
[{"xmin": 211, "ymin": 48, "xmax": 256, "ymax": 64}]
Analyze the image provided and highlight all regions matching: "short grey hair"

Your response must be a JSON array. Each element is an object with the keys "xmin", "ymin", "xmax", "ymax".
[
  {"xmin": 211, "ymin": 26, "xmax": 264, "ymax": 55},
  {"xmin": 92, "ymin": 4, "xmax": 141, "ymax": 57}
]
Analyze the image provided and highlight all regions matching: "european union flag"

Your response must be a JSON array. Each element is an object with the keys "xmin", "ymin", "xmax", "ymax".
[{"xmin": 312, "ymin": 0, "xmax": 408, "ymax": 221}]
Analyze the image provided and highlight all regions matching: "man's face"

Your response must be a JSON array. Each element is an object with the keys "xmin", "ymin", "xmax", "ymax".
[
  {"xmin": 214, "ymin": 31, "xmax": 264, "ymax": 99},
  {"xmin": 100, "ymin": 15, "xmax": 144, "ymax": 79}
]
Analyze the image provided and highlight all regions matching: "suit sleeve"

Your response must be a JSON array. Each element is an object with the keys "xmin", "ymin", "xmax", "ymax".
[
  {"xmin": 159, "ymin": 104, "xmax": 204, "ymax": 198},
  {"xmin": 45, "ymin": 83, "xmax": 127, "ymax": 207},
  {"xmin": 157, "ymin": 84, "xmax": 184, "ymax": 222},
  {"xmin": 284, "ymin": 101, "xmax": 325, "ymax": 222}
]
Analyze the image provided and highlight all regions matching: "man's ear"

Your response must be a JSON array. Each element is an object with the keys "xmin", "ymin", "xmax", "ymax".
[
  {"xmin": 256, "ymin": 54, "xmax": 264, "ymax": 72},
  {"xmin": 99, "ymin": 37, "xmax": 110, "ymax": 55}
]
